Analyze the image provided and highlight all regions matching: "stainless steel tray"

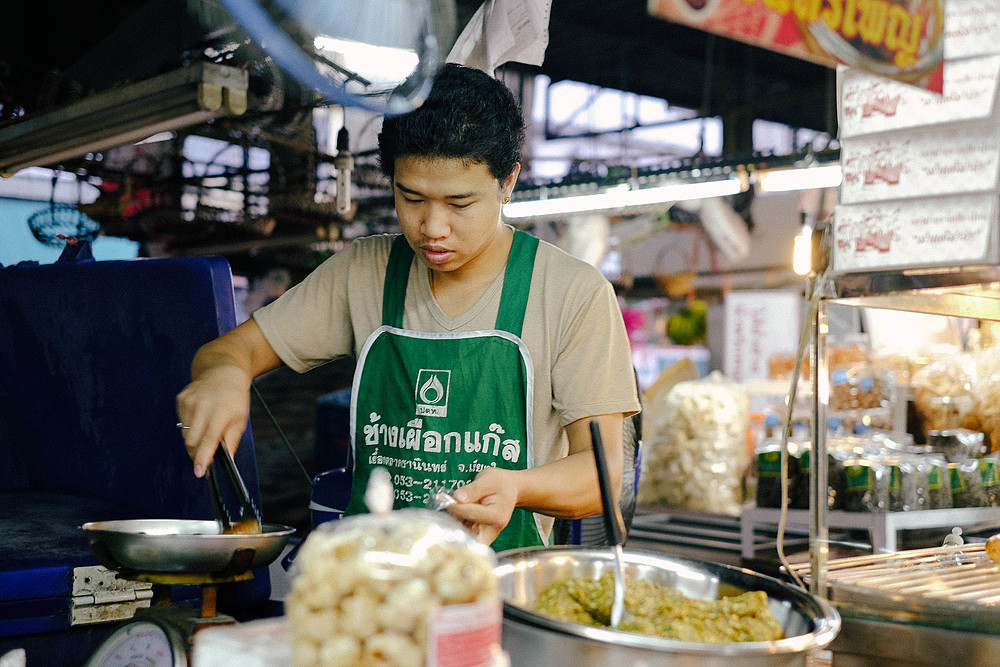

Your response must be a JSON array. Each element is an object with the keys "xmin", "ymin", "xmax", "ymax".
[
  {"xmin": 789, "ymin": 543, "xmax": 1000, "ymax": 634},
  {"xmin": 80, "ymin": 519, "xmax": 295, "ymax": 575}
]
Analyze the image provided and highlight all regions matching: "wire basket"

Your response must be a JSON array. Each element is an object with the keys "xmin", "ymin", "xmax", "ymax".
[{"xmin": 27, "ymin": 203, "xmax": 101, "ymax": 246}]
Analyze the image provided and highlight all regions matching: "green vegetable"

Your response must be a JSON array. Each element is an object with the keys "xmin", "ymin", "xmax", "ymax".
[{"xmin": 667, "ymin": 300, "xmax": 708, "ymax": 345}]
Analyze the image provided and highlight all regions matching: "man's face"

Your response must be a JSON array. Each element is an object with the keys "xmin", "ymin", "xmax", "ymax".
[{"xmin": 394, "ymin": 156, "xmax": 517, "ymax": 278}]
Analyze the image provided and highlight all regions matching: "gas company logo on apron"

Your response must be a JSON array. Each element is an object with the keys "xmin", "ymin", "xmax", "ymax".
[{"xmin": 415, "ymin": 369, "xmax": 451, "ymax": 417}]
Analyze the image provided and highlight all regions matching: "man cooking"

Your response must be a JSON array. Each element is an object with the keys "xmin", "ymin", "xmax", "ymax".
[{"xmin": 176, "ymin": 63, "xmax": 640, "ymax": 551}]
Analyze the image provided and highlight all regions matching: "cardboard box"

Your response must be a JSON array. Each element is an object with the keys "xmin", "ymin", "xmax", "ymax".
[{"xmin": 832, "ymin": 192, "xmax": 999, "ymax": 274}]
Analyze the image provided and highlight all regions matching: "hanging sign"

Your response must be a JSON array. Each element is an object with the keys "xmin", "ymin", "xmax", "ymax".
[
  {"xmin": 840, "ymin": 118, "xmax": 1000, "ymax": 204},
  {"xmin": 723, "ymin": 290, "xmax": 802, "ymax": 384},
  {"xmin": 839, "ymin": 56, "xmax": 1000, "ymax": 139},
  {"xmin": 647, "ymin": 0, "xmax": 945, "ymax": 92},
  {"xmin": 832, "ymin": 193, "xmax": 999, "ymax": 274}
]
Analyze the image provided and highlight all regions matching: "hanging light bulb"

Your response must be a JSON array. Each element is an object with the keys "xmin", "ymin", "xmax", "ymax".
[
  {"xmin": 334, "ymin": 126, "xmax": 353, "ymax": 215},
  {"xmin": 792, "ymin": 226, "xmax": 813, "ymax": 276}
]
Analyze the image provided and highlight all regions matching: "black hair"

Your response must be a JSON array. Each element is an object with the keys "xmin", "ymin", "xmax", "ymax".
[{"xmin": 377, "ymin": 63, "xmax": 525, "ymax": 182}]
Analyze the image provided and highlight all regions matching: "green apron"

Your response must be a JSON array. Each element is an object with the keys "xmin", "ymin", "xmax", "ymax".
[{"xmin": 346, "ymin": 230, "xmax": 545, "ymax": 551}]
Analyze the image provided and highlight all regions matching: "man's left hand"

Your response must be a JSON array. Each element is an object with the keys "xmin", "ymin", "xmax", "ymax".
[{"xmin": 447, "ymin": 467, "xmax": 518, "ymax": 545}]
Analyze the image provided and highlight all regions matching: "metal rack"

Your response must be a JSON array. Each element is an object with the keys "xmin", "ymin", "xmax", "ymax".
[
  {"xmin": 807, "ymin": 259, "xmax": 1000, "ymax": 595},
  {"xmin": 789, "ymin": 542, "xmax": 1000, "ymax": 665},
  {"xmin": 789, "ymin": 542, "xmax": 1000, "ymax": 615},
  {"xmin": 629, "ymin": 506, "xmax": 810, "ymax": 566},
  {"xmin": 743, "ymin": 506, "xmax": 1000, "ymax": 559}
]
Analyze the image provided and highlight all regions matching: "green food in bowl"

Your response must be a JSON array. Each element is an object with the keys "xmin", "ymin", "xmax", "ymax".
[{"xmin": 533, "ymin": 573, "xmax": 784, "ymax": 643}]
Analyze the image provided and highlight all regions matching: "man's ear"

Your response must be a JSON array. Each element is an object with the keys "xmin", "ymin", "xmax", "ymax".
[{"xmin": 502, "ymin": 163, "xmax": 521, "ymax": 199}]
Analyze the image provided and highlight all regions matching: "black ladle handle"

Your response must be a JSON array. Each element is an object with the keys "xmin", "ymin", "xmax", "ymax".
[{"xmin": 590, "ymin": 420, "xmax": 624, "ymax": 547}]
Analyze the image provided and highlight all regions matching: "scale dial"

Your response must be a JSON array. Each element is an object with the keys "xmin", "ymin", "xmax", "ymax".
[{"xmin": 85, "ymin": 619, "xmax": 187, "ymax": 667}]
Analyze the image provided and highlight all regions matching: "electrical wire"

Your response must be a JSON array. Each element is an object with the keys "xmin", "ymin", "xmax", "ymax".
[
  {"xmin": 251, "ymin": 381, "xmax": 314, "ymax": 487},
  {"xmin": 775, "ymin": 254, "xmax": 832, "ymax": 591}
]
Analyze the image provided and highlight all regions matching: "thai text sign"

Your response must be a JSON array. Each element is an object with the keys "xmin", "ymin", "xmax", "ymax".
[
  {"xmin": 832, "ymin": 193, "xmax": 998, "ymax": 273},
  {"xmin": 724, "ymin": 290, "xmax": 802, "ymax": 384},
  {"xmin": 840, "ymin": 119, "xmax": 1000, "ymax": 204},
  {"xmin": 647, "ymin": 0, "xmax": 944, "ymax": 92}
]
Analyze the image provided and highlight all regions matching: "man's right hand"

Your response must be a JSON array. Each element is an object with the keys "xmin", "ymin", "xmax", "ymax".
[
  {"xmin": 175, "ymin": 318, "xmax": 282, "ymax": 477},
  {"xmin": 176, "ymin": 365, "xmax": 254, "ymax": 477}
]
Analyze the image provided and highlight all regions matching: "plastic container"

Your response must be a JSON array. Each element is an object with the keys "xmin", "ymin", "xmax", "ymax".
[
  {"xmin": 980, "ymin": 455, "xmax": 1000, "ymax": 507},
  {"xmin": 911, "ymin": 355, "xmax": 977, "ymax": 435},
  {"xmin": 913, "ymin": 455, "xmax": 952, "ymax": 510},
  {"xmin": 839, "ymin": 457, "xmax": 884, "ymax": 512},
  {"xmin": 885, "ymin": 457, "xmax": 917, "ymax": 512},
  {"xmin": 830, "ymin": 364, "xmax": 883, "ymax": 411},
  {"xmin": 755, "ymin": 444, "xmax": 786, "ymax": 510},
  {"xmin": 789, "ymin": 444, "xmax": 811, "ymax": 511},
  {"xmin": 948, "ymin": 460, "xmax": 990, "ymax": 509},
  {"xmin": 926, "ymin": 429, "xmax": 988, "ymax": 461}
]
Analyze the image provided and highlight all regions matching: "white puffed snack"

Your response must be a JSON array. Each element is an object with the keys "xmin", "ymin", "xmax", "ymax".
[
  {"xmin": 287, "ymin": 508, "xmax": 501, "ymax": 667},
  {"xmin": 638, "ymin": 370, "xmax": 750, "ymax": 515}
]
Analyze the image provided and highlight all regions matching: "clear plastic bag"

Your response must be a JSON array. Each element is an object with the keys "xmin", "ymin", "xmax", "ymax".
[
  {"xmin": 638, "ymin": 371, "xmax": 749, "ymax": 515},
  {"xmin": 972, "ymin": 369, "xmax": 1000, "ymax": 453},
  {"xmin": 948, "ymin": 459, "xmax": 990, "ymax": 509},
  {"xmin": 286, "ymin": 505, "xmax": 500, "ymax": 667},
  {"xmin": 838, "ymin": 456, "xmax": 886, "ymax": 512},
  {"xmin": 912, "ymin": 454, "xmax": 952, "ymax": 510},
  {"xmin": 911, "ymin": 354, "xmax": 977, "ymax": 434},
  {"xmin": 830, "ymin": 362, "xmax": 884, "ymax": 411},
  {"xmin": 885, "ymin": 456, "xmax": 918, "ymax": 512},
  {"xmin": 979, "ymin": 454, "xmax": 1000, "ymax": 507}
]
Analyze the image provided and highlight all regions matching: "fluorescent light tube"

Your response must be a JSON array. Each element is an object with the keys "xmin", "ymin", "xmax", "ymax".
[
  {"xmin": 0, "ymin": 63, "xmax": 248, "ymax": 176},
  {"xmin": 503, "ymin": 177, "xmax": 743, "ymax": 219},
  {"xmin": 757, "ymin": 164, "xmax": 842, "ymax": 193}
]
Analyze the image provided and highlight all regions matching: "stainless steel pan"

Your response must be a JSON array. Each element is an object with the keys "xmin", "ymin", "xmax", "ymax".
[{"xmin": 80, "ymin": 519, "xmax": 295, "ymax": 575}]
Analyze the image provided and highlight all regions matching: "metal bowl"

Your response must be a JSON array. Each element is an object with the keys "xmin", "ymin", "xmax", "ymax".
[
  {"xmin": 497, "ymin": 546, "xmax": 840, "ymax": 667},
  {"xmin": 80, "ymin": 519, "xmax": 295, "ymax": 575}
]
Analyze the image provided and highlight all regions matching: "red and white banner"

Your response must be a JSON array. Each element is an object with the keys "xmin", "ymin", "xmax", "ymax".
[{"xmin": 647, "ymin": 0, "xmax": 945, "ymax": 92}]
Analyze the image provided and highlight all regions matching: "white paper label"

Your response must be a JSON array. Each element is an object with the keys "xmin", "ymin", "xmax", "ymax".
[
  {"xmin": 840, "ymin": 56, "xmax": 1000, "ymax": 138},
  {"xmin": 841, "ymin": 120, "xmax": 1000, "ymax": 203},
  {"xmin": 832, "ymin": 194, "xmax": 998, "ymax": 273},
  {"xmin": 426, "ymin": 599, "xmax": 502, "ymax": 667},
  {"xmin": 945, "ymin": 0, "xmax": 1000, "ymax": 60}
]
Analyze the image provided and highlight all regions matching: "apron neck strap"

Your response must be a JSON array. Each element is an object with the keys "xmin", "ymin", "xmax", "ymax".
[
  {"xmin": 381, "ymin": 230, "xmax": 539, "ymax": 334},
  {"xmin": 494, "ymin": 229, "xmax": 538, "ymax": 337},
  {"xmin": 382, "ymin": 235, "xmax": 413, "ymax": 328}
]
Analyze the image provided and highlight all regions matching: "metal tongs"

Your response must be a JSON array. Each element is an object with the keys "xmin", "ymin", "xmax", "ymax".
[{"xmin": 205, "ymin": 445, "xmax": 262, "ymax": 534}]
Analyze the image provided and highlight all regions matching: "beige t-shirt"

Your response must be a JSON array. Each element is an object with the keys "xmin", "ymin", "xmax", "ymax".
[{"xmin": 254, "ymin": 232, "xmax": 640, "ymax": 533}]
